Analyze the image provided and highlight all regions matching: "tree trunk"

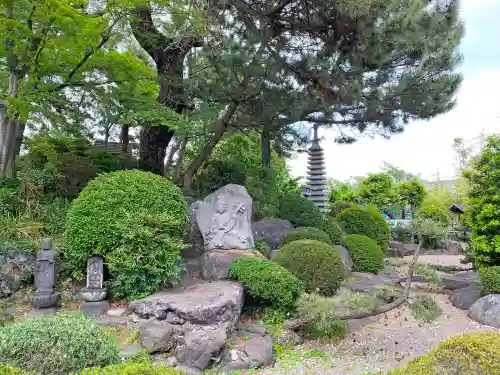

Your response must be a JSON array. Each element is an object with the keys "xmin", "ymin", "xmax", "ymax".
[
  {"xmin": 261, "ymin": 125, "xmax": 271, "ymax": 169},
  {"xmin": 0, "ymin": 72, "xmax": 21, "ymax": 179},
  {"xmin": 173, "ymin": 136, "xmax": 188, "ymax": 184},
  {"xmin": 13, "ymin": 121, "xmax": 25, "ymax": 159},
  {"xmin": 284, "ymin": 238, "xmax": 424, "ymax": 331},
  {"xmin": 120, "ymin": 125, "xmax": 129, "ymax": 153},
  {"xmin": 182, "ymin": 102, "xmax": 239, "ymax": 194},
  {"xmin": 164, "ymin": 136, "xmax": 181, "ymax": 176},
  {"xmin": 104, "ymin": 129, "xmax": 110, "ymax": 152},
  {"xmin": 131, "ymin": 4, "xmax": 202, "ymax": 174}
]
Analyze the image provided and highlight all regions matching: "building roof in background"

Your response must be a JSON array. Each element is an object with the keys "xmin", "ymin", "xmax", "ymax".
[{"xmin": 449, "ymin": 204, "xmax": 469, "ymax": 214}]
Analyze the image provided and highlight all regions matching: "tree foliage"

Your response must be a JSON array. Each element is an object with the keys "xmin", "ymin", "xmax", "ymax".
[{"xmin": 397, "ymin": 177, "xmax": 426, "ymax": 215}]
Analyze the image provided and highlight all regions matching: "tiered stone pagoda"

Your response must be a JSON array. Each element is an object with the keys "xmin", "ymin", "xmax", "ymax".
[{"xmin": 306, "ymin": 125, "xmax": 328, "ymax": 212}]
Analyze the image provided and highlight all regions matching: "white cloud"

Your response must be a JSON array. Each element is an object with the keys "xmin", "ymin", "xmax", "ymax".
[{"xmin": 288, "ymin": 68, "xmax": 500, "ymax": 182}]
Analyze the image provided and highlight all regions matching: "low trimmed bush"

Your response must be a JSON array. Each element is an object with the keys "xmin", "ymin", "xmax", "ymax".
[
  {"xmin": 479, "ymin": 266, "xmax": 500, "ymax": 295},
  {"xmin": 278, "ymin": 191, "xmax": 324, "ymax": 228},
  {"xmin": 338, "ymin": 206, "xmax": 390, "ymax": 252},
  {"xmin": 343, "ymin": 234, "xmax": 384, "ymax": 273},
  {"xmin": 282, "ymin": 227, "xmax": 332, "ymax": 246},
  {"xmin": 274, "ymin": 240, "xmax": 344, "ymax": 296},
  {"xmin": 330, "ymin": 200, "xmax": 353, "ymax": 217},
  {"xmin": 73, "ymin": 362, "xmax": 186, "ymax": 375},
  {"xmin": 0, "ymin": 313, "xmax": 119, "ymax": 375},
  {"xmin": 374, "ymin": 332, "xmax": 500, "ymax": 375},
  {"xmin": 65, "ymin": 170, "xmax": 188, "ymax": 299},
  {"xmin": 318, "ymin": 217, "xmax": 344, "ymax": 245},
  {"xmin": 229, "ymin": 256, "xmax": 304, "ymax": 311}
]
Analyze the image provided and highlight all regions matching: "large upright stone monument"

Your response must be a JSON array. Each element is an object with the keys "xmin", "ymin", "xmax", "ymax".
[
  {"xmin": 80, "ymin": 256, "xmax": 109, "ymax": 316},
  {"xmin": 30, "ymin": 238, "xmax": 61, "ymax": 314},
  {"xmin": 306, "ymin": 125, "xmax": 328, "ymax": 212},
  {"xmin": 195, "ymin": 184, "xmax": 259, "ymax": 280}
]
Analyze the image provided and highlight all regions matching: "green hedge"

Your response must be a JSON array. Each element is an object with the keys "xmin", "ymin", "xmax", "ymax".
[
  {"xmin": 278, "ymin": 191, "xmax": 324, "ymax": 228},
  {"xmin": 282, "ymin": 227, "xmax": 332, "ymax": 246},
  {"xmin": 330, "ymin": 201, "xmax": 353, "ymax": 217},
  {"xmin": 274, "ymin": 239, "xmax": 344, "ymax": 296},
  {"xmin": 318, "ymin": 217, "xmax": 344, "ymax": 245},
  {"xmin": 65, "ymin": 170, "xmax": 188, "ymax": 299},
  {"xmin": 73, "ymin": 362, "xmax": 186, "ymax": 375},
  {"xmin": 416, "ymin": 204, "xmax": 451, "ymax": 227},
  {"xmin": 343, "ymin": 234, "xmax": 384, "ymax": 273},
  {"xmin": 479, "ymin": 266, "xmax": 500, "ymax": 295},
  {"xmin": 0, "ymin": 313, "xmax": 118, "ymax": 375},
  {"xmin": 337, "ymin": 206, "xmax": 390, "ymax": 252},
  {"xmin": 229, "ymin": 257, "xmax": 304, "ymax": 311}
]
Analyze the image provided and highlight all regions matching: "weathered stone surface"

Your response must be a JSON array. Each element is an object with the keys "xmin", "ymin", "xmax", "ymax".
[
  {"xmin": 219, "ymin": 330, "xmax": 274, "ymax": 373},
  {"xmin": 94, "ymin": 316, "xmax": 130, "ymax": 327},
  {"xmin": 0, "ymin": 249, "xmax": 35, "ymax": 298},
  {"xmin": 252, "ymin": 219, "xmax": 293, "ymax": 250},
  {"xmin": 441, "ymin": 275, "xmax": 474, "ymax": 290},
  {"xmin": 387, "ymin": 241, "xmax": 405, "ymax": 257},
  {"xmin": 196, "ymin": 184, "xmax": 254, "ymax": 251},
  {"xmin": 201, "ymin": 250, "xmax": 263, "ymax": 281},
  {"xmin": 468, "ymin": 294, "xmax": 500, "ymax": 328},
  {"xmin": 80, "ymin": 300, "xmax": 109, "ymax": 316},
  {"xmin": 441, "ymin": 240, "xmax": 463, "ymax": 255},
  {"xmin": 182, "ymin": 201, "xmax": 205, "ymax": 259},
  {"xmin": 140, "ymin": 320, "xmax": 176, "ymax": 353},
  {"xmin": 107, "ymin": 307, "xmax": 127, "ymax": 317},
  {"xmin": 451, "ymin": 285, "xmax": 482, "ymax": 310},
  {"xmin": 130, "ymin": 281, "xmax": 244, "ymax": 326},
  {"xmin": 176, "ymin": 323, "xmax": 229, "ymax": 370},
  {"xmin": 274, "ymin": 328, "xmax": 303, "ymax": 346},
  {"xmin": 177, "ymin": 365, "xmax": 202, "ymax": 375},
  {"xmin": 348, "ymin": 316, "xmax": 377, "ymax": 333},
  {"xmin": 119, "ymin": 343, "xmax": 143, "ymax": 359},
  {"xmin": 334, "ymin": 245, "xmax": 353, "ymax": 275}
]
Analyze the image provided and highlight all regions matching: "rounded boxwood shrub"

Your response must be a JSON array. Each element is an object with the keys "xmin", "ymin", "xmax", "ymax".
[
  {"xmin": 479, "ymin": 266, "xmax": 500, "ymax": 295},
  {"xmin": 330, "ymin": 200, "xmax": 353, "ymax": 217},
  {"xmin": 282, "ymin": 227, "xmax": 332, "ymax": 246},
  {"xmin": 65, "ymin": 170, "xmax": 188, "ymax": 299},
  {"xmin": 273, "ymin": 239, "xmax": 344, "ymax": 296},
  {"xmin": 318, "ymin": 216, "xmax": 344, "ymax": 245},
  {"xmin": 343, "ymin": 234, "xmax": 384, "ymax": 273},
  {"xmin": 278, "ymin": 191, "xmax": 324, "ymax": 228},
  {"xmin": 0, "ymin": 313, "xmax": 119, "ymax": 375},
  {"xmin": 337, "ymin": 206, "xmax": 390, "ymax": 252},
  {"xmin": 229, "ymin": 256, "xmax": 304, "ymax": 311},
  {"xmin": 73, "ymin": 362, "xmax": 186, "ymax": 375},
  {"xmin": 382, "ymin": 332, "xmax": 500, "ymax": 375}
]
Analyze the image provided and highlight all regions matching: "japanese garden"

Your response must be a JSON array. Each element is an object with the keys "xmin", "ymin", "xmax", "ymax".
[{"xmin": 1, "ymin": 1, "xmax": 500, "ymax": 375}]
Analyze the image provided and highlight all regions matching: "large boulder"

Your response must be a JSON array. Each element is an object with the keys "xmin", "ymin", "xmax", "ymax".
[
  {"xmin": 196, "ymin": 184, "xmax": 254, "ymax": 251},
  {"xmin": 441, "ymin": 274, "xmax": 477, "ymax": 290},
  {"xmin": 182, "ymin": 201, "xmax": 205, "ymax": 259},
  {"xmin": 468, "ymin": 294, "xmax": 500, "ymax": 328},
  {"xmin": 441, "ymin": 240, "xmax": 463, "ymax": 255},
  {"xmin": 0, "ymin": 249, "xmax": 36, "ymax": 298},
  {"xmin": 451, "ymin": 285, "xmax": 482, "ymax": 310},
  {"xmin": 201, "ymin": 249, "xmax": 264, "ymax": 281},
  {"xmin": 387, "ymin": 241, "xmax": 405, "ymax": 257},
  {"xmin": 334, "ymin": 245, "xmax": 353, "ymax": 275},
  {"xmin": 252, "ymin": 219, "xmax": 293, "ymax": 250}
]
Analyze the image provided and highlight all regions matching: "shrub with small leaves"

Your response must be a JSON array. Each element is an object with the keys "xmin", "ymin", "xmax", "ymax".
[
  {"xmin": 343, "ymin": 234, "xmax": 385, "ymax": 273},
  {"xmin": 318, "ymin": 216, "xmax": 344, "ymax": 245},
  {"xmin": 416, "ymin": 204, "xmax": 451, "ymax": 227},
  {"xmin": 0, "ymin": 365, "xmax": 31, "ymax": 375},
  {"xmin": 229, "ymin": 256, "xmax": 304, "ymax": 311},
  {"xmin": 0, "ymin": 313, "xmax": 119, "ymax": 375},
  {"xmin": 72, "ymin": 362, "xmax": 186, "ymax": 375},
  {"xmin": 330, "ymin": 200, "xmax": 353, "ymax": 217},
  {"xmin": 282, "ymin": 227, "xmax": 332, "ymax": 246},
  {"xmin": 409, "ymin": 295, "xmax": 443, "ymax": 323},
  {"xmin": 274, "ymin": 239, "xmax": 344, "ymax": 296},
  {"xmin": 278, "ymin": 191, "xmax": 324, "ymax": 228},
  {"xmin": 254, "ymin": 236, "xmax": 271, "ymax": 258},
  {"xmin": 338, "ymin": 206, "xmax": 390, "ymax": 252},
  {"xmin": 479, "ymin": 266, "xmax": 500, "ymax": 295}
]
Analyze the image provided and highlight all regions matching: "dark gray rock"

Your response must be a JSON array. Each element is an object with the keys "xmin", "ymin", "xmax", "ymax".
[
  {"xmin": 119, "ymin": 343, "xmax": 143, "ymax": 359},
  {"xmin": 177, "ymin": 365, "xmax": 202, "ymax": 375},
  {"xmin": 94, "ymin": 316, "xmax": 130, "ymax": 327},
  {"xmin": 182, "ymin": 201, "xmax": 204, "ymax": 259},
  {"xmin": 468, "ymin": 294, "xmax": 500, "ymax": 328},
  {"xmin": 441, "ymin": 275, "xmax": 474, "ymax": 290},
  {"xmin": 441, "ymin": 240, "xmax": 463, "ymax": 255},
  {"xmin": 252, "ymin": 219, "xmax": 293, "ymax": 250},
  {"xmin": 236, "ymin": 322, "xmax": 268, "ymax": 336},
  {"xmin": 79, "ymin": 300, "xmax": 109, "ymax": 316},
  {"xmin": 334, "ymin": 245, "xmax": 353, "ymax": 275},
  {"xmin": 0, "ymin": 306, "xmax": 16, "ymax": 317},
  {"xmin": 451, "ymin": 285, "xmax": 482, "ymax": 310},
  {"xmin": 274, "ymin": 329, "xmax": 303, "ymax": 346},
  {"xmin": 201, "ymin": 250, "xmax": 261, "ymax": 280},
  {"xmin": 139, "ymin": 320, "xmax": 176, "ymax": 353},
  {"xmin": 219, "ymin": 331, "xmax": 274, "ymax": 373},
  {"xmin": 130, "ymin": 281, "xmax": 244, "ymax": 326},
  {"xmin": 387, "ymin": 241, "xmax": 405, "ymax": 257},
  {"xmin": 348, "ymin": 316, "xmax": 377, "ymax": 333},
  {"xmin": 176, "ymin": 323, "xmax": 230, "ymax": 370},
  {"xmin": 0, "ymin": 249, "xmax": 36, "ymax": 298}
]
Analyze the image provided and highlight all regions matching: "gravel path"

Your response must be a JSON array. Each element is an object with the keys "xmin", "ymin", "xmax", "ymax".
[{"xmin": 258, "ymin": 292, "xmax": 496, "ymax": 375}]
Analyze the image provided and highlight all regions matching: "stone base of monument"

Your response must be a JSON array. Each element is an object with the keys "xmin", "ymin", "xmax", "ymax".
[
  {"xmin": 30, "ymin": 292, "xmax": 61, "ymax": 309},
  {"xmin": 80, "ymin": 287, "xmax": 107, "ymax": 302},
  {"xmin": 26, "ymin": 307, "xmax": 59, "ymax": 317},
  {"xmin": 80, "ymin": 300, "xmax": 110, "ymax": 316},
  {"xmin": 201, "ymin": 249, "xmax": 264, "ymax": 281}
]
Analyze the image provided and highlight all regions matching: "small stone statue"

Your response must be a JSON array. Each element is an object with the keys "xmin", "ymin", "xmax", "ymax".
[
  {"xmin": 31, "ymin": 238, "xmax": 61, "ymax": 310},
  {"xmin": 79, "ymin": 256, "xmax": 109, "ymax": 315}
]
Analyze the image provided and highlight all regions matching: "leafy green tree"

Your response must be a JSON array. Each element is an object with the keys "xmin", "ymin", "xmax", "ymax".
[
  {"xmin": 464, "ymin": 136, "xmax": 500, "ymax": 267},
  {"xmin": 398, "ymin": 177, "xmax": 426, "ymax": 217},
  {"xmin": 357, "ymin": 173, "xmax": 397, "ymax": 210},
  {"xmin": 327, "ymin": 179, "xmax": 359, "ymax": 204}
]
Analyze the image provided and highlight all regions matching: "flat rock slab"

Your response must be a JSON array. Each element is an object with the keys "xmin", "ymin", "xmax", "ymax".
[
  {"xmin": 341, "ymin": 276, "xmax": 401, "ymax": 295},
  {"xmin": 94, "ymin": 316, "xmax": 131, "ymax": 327},
  {"xmin": 252, "ymin": 219, "xmax": 293, "ymax": 250},
  {"xmin": 119, "ymin": 343, "xmax": 143, "ymax": 359},
  {"xmin": 130, "ymin": 281, "xmax": 244, "ymax": 325},
  {"xmin": 468, "ymin": 294, "xmax": 500, "ymax": 328},
  {"xmin": 201, "ymin": 250, "xmax": 260, "ymax": 281},
  {"xmin": 26, "ymin": 307, "xmax": 58, "ymax": 317},
  {"xmin": 441, "ymin": 274, "xmax": 477, "ymax": 290},
  {"xmin": 450, "ymin": 285, "xmax": 482, "ymax": 310},
  {"xmin": 80, "ymin": 300, "xmax": 109, "ymax": 316}
]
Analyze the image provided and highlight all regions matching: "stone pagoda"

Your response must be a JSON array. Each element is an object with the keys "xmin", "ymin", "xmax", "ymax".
[{"xmin": 306, "ymin": 125, "xmax": 328, "ymax": 212}]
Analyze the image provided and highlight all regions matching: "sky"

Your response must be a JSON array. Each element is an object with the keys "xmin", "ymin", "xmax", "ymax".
[{"xmin": 289, "ymin": 0, "xmax": 500, "ymax": 182}]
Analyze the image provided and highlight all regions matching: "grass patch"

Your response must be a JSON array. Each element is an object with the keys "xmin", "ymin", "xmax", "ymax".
[
  {"xmin": 104, "ymin": 325, "xmax": 139, "ymax": 349},
  {"xmin": 304, "ymin": 349, "xmax": 329, "ymax": 361},
  {"xmin": 409, "ymin": 295, "xmax": 443, "ymax": 323}
]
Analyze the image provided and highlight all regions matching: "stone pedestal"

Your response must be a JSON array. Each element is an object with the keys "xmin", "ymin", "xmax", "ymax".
[{"xmin": 80, "ymin": 300, "xmax": 110, "ymax": 316}]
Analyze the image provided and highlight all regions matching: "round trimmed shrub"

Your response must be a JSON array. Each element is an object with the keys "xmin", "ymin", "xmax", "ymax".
[
  {"xmin": 229, "ymin": 256, "xmax": 304, "ymax": 311},
  {"xmin": 65, "ymin": 170, "xmax": 188, "ymax": 299},
  {"xmin": 274, "ymin": 239, "xmax": 344, "ymax": 296},
  {"xmin": 343, "ymin": 234, "xmax": 384, "ymax": 273},
  {"xmin": 73, "ymin": 362, "xmax": 186, "ymax": 375},
  {"xmin": 479, "ymin": 266, "xmax": 500, "ymax": 295},
  {"xmin": 282, "ymin": 227, "xmax": 332, "ymax": 246},
  {"xmin": 278, "ymin": 191, "xmax": 324, "ymax": 228},
  {"xmin": 318, "ymin": 217, "xmax": 344, "ymax": 245},
  {"xmin": 416, "ymin": 204, "xmax": 451, "ymax": 227},
  {"xmin": 337, "ymin": 206, "xmax": 390, "ymax": 252},
  {"xmin": 330, "ymin": 200, "xmax": 353, "ymax": 217},
  {"xmin": 0, "ymin": 313, "xmax": 119, "ymax": 375},
  {"xmin": 383, "ymin": 332, "xmax": 500, "ymax": 375}
]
